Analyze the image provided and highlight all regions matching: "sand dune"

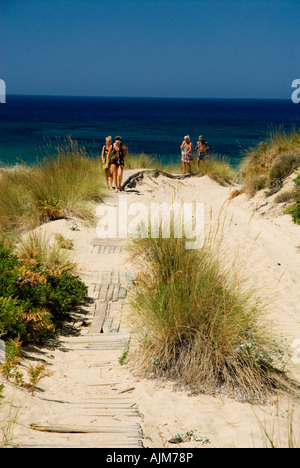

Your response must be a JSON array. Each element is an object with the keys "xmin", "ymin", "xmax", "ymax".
[{"xmin": 2, "ymin": 170, "xmax": 300, "ymax": 448}]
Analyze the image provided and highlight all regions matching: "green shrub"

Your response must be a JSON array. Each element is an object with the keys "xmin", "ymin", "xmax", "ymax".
[
  {"xmin": 0, "ymin": 297, "xmax": 27, "ymax": 341},
  {"xmin": 0, "ymin": 241, "xmax": 87, "ymax": 343},
  {"xmin": 285, "ymin": 175, "xmax": 300, "ymax": 224},
  {"xmin": 241, "ymin": 128, "xmax": 300, "ymax": 196}
]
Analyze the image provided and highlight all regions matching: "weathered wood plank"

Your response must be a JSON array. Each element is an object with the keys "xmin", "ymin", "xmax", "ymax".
[
  {"xmin": 112, "ymin": 284, "xmax": 120, "ymax": 302},
  {"xmin": 30, "ymin": 423, "xmax": 142, "ymax": 436},
  {"xmin": 23, "ymin": 441, "xmax": 143, "ymax": 448},
  {"xmin": 101, "ymin": 271, "xmax": 112, "ymax": 284},
  {"xmin": 102, "ymin": 316, "xmax": 113, "ymax": 334},
  {"xmin": 88, "ymin": 302, "xmax": 107, "ymax": 334},
  {"xmin": 106, "ymin": 283, "xmax": 114, "ymax": 301},
  {"xmin": 118, "ymin": 287, "xmax": 127, "ymax": 299},
  {"xmin": 98, "ymin": 283, "xmax": 108, "ymax": 301},
  {"xmin": 111, "ymin": 270, "xmax": 119, "ymax": 284}
]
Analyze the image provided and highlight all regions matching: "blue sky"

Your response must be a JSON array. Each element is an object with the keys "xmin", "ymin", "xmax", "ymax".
[{"xmin": 1, "ymin": 0, "xmax": 299, "ymax": 98}]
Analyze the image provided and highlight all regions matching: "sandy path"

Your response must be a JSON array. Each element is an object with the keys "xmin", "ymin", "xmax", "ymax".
[{"xmin": 2, "ymin": 170, "xmax": 300, "ymax": 448}]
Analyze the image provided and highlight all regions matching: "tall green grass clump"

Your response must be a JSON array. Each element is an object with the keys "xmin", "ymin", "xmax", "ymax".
[
  {"xmin": 240, "ymin": 127, "xmax": 300, "ymax": 196},
  {"xmin": 196, "ymin": 156, "xmax": 236, "ymax": 185},
  {"xmin": 127, "ymin": 227, "xmax": 294, "ymax": 403},
  {"xmin": 0, "ymin": 138, "xmax": 105, "ymax": 237},
  {"xmin": 31, "ymin": 138, "xmax": 104, "ymax": 220}
]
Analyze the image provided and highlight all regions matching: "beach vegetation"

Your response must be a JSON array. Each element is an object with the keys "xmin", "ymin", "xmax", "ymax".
[
  {"xmin": 284, "ymin": 175, "xmax": 300, "ymax": 224},
  {"xmin": 127, "ymin": 223, "xmax": 296, "ymax": 403},
  {"xmin": 26, "ymin": 363, "xmax": 53, "ymax": 396},
  {"xmin": 196, "ymin": 157, "xmax": 237, "ymax": 185},
  {"xmin": 0, "ymin": 240, "xmax": 87, "ymax": 344},
  {"xmin": 0, "ymin": 138, "xmax": 105, "ymax": 239},
  {"xmin": 125, "ymin": 152, "xmax": 236, "ymax": 185},
  {"xmin": 240, "ymin": 127, "xmax": 300, "ymax": 196}
]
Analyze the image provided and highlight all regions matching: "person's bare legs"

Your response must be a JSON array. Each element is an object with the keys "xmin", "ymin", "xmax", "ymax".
[
  {"xmin": 105, "ymin": 168, "xmax": 109, "ymax": 188},
  {"xmin": 111, "ymin": 164, "xmax": 118, "ymax": 192},
  {"xmin": 118, "ymin": 166, "xmax": 124, "ymax": 191},
  {"xmin": 187, "ymin": 162, "xmax": 191, "ymax": 174},
  {"xmin": 182, "ymin": 161, "xmax": 186, "ymax": 174},
  {"xmin": 109, "ymin": 166, "xmax": 113, "ymax": 189}
]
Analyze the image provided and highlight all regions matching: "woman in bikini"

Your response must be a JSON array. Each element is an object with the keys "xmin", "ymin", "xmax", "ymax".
[
  {"xmin": 101, "ymin": 136, "xmax": 113, "ymax": 188},
  {"xmin": 110, "ymin": 136, "xmax": 128, "ymax": 192},
  {"xmin": 180, "ymin": 135, "xmax": 193, "ymax": 174}
]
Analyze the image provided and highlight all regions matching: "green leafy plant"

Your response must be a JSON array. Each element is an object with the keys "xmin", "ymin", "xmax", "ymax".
[
  {"xmin": 26, "ymin": 363, "xmax": 53, "ymax": 396},
  {"xmin": 55, "ymin": 233, "xmax": 74, "ymax": 250},
  {"xmin": 285, "ymin": 175, "xmax": 300, "ymax": 224},
  {"xmin": 0, "ymin": 241, "xmax": 87, "ymax": 343},
  {"xmin": 118, "ymin": 342, "xmax": 130, "ymax": 365}
]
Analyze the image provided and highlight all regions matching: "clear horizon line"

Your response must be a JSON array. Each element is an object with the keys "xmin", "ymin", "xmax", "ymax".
[{"xmin": 5, "ymin": 93, "xmax": 291, "ymax": 101}]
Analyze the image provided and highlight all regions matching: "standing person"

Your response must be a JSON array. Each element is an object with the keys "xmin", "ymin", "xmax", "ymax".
[
  {"xmin": 101, "ymin": 136, "xmax": 113, "ymax": 188},
  {"xmin": 180, "ymin": 135, "xmax": 193, "ymax": 174},
  {"xmin": 196, "ymin": 135, "xmax": 210, "ymax": 167},
  {"xmin": 110, "ymin": 136, "xmax": 128, "ymax": 192}
]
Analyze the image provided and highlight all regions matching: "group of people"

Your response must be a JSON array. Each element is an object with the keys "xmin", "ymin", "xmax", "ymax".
[
  {"xmin": 180, "ymin": 135, "xmax": 210, "ymax": 174},
  {"xmin": 101, "ymin": 134, "xmax": 210, "ymax": 190},
  {"xmin": 101, "ymin": 135, "xmax": 128, "ymax": 192}
]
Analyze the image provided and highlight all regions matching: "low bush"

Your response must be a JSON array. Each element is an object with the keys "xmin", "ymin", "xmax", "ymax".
[
  {"xmin": 240, "ymin": 128, "xmax": 300, "ymax": 196},
  {"xmin": 285, "ymin": 175, "xmax": 300, "ymax": 224},
  {"xmin": 0, "ymin": 241, "xmax": 87, "ymax": 343}
]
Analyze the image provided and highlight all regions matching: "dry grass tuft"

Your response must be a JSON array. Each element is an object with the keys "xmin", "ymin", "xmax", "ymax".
[{"xmin": 126, "ymin": 218, "xmax": 297, "ymax": 403}]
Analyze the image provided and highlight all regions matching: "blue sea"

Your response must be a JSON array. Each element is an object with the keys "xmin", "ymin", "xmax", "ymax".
[{"xmin": 0, "ymin": 96, "xmax": 299, "ymax": 168}]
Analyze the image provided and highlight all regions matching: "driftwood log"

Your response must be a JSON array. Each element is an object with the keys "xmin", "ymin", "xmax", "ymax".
[{"xmin": 121, "ymin": 169, "xmax": 192, "ymax": 191}]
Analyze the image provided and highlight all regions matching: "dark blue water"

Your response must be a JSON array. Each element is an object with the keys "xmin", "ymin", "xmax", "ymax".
[{"xmin": 0, "ymin": 95, "xmax": 299, "ymax": 167}]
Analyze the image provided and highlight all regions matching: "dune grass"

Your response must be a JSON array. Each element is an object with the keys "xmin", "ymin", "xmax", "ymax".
[
  {"xmin": 0, "ymin": 138, "xmax": 105, "ymax": 239},
  {"xmin": 126, "ymin": 221, "xmax": 295, "ymax": 403},
  {"xmin": 196, "ymin": 157, "xmax": 237, "ymax": 185},
  {"xmin": 240, "ymin": 127, "xmax": 300, "ymax": 196},
  {"xmin": 125, "ymin": 152, "xmax": 236, "ymax": 185}
]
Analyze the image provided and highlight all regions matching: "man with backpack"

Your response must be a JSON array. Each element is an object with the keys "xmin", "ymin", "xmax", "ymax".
[{"xmin": 196, "ymin": 135, "xmax": 210, "ymax": 167}]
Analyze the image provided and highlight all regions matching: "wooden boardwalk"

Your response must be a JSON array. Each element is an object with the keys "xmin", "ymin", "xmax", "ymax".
[{"xmin": 22, "ymin": 239, "xmax": 143, "ymax": 448}]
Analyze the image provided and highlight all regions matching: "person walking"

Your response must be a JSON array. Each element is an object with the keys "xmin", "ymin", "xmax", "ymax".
[
  {"xmin": 110, "ymin": 136, "xmax": 128, "ymax": 192},
  {"xmin": 180, "ymin": 135, "xmax": 193, "ymax": 174},
  {"xmin": 196, "ymin": 136, "xmax": 210, "ymax": 167},
  {"xmin": 101, "ymin": 136, "xmax": 113, "ymax": 188}
]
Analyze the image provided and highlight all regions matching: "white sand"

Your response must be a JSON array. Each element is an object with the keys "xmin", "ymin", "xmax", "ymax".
[{"xmin": 1, "ymin": 170, "xmax": 300, "ymax": 448}]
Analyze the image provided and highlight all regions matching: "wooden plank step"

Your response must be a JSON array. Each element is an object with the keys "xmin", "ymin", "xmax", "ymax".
[
  {"xmin": 106, "ymin": 283, "xmax": 114, "ymax": 301},
  {"xmin": 23, "ymin": 441, "xmax": 143, "ymax": 448},
  {"xmin": 88, "ymin": 302, "xmax": 107, "ymax": 334},
  {"xmin": 118, "ymin": 287, "xmax": 127, "ymax": 299},
  {"xmin": 101, "ymin": 271, "xmax": 112, "ymax": 284},
  {"xmin": 102, "ymin": 316, "xmax": 114, "ymax": 334},
  {"xmin": 98, "ymin": 283, "xmax": 109, "ymax": 301},
  {"xmin": 112, "ymin": 284, "xmax": 120, "ymax": 302},
  {"xmin": 111, "ymin": 270, "xmax": 119, "ymax": 284},
  {"xmin": 30, "ymin": 423, "xmax": 142, "ymax": 436}
]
